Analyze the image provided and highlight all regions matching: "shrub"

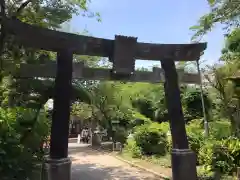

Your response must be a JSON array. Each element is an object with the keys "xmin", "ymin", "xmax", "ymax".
[
  {"xmin": 113, "ymin": 126, "xmax": 128, "ymax": 145},
  {"xmin": 152, "ymin": 122, "xmax": 171, "ymax": 152},
  {"xmin": 124, "ymin": 139, "xmax": 142, "ymax": 158},
  {"xmin": 197, "ymin": 166, "xmax": 215, "ymax": 180},
  {"xmin": 188, "ymin": 133, "xmax": 204, "ymax": 156},
  {"xmin": 153, "ymin": 122, "xmax": 170, "ymax": 133},
  {"xmin": 209, "ymin": 121, "xmax": 231, "ymax": 140},
  {"xmin": 131, "ymin": 98, "xmax": 155, "ymax": 120},
  {"xmin": 186, "ymin": 120, "xmax": 205, "ymax": 156},
  {"xmin": 212, "ymin": 137, "xmax": 240, "ymax": 174},
  {"xmin": 198, "ymin": 141, "xmax": 215, "ymax": 166},
  {"xmin": 0, "ymin": 107, "xmax": 50, "ymax": 180},
  {"xmin": 182, "ymin": 88, "xmax": 211, "ymax": 120},
  {"xmin": 134, "ymin": 123, "xmax": 168, "ymax": 156},
  {"xmin": 199, "ymin": 137, "xmax": 240, "ymax": 175},
  {"xmin": 130, "ymin": 111, "xmax": 151, "ymax": 129}
]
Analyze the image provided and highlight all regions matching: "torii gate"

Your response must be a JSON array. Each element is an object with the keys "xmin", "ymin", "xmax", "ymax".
[{"xmin": 1, "ymin": 3, "xmax": 206, "ymax": 180}]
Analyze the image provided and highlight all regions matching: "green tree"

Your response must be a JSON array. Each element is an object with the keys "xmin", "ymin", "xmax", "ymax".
[
  {"xmin": 190, "ymin": 0, "xmax": 240, "ymax": 41},
  {"xmin": 182, "ymin": 87, "xmax": 212, "ymax": 121},
  {"xmin": 0, "ymin": 0, "xmax": 100, "ymax": 109}
]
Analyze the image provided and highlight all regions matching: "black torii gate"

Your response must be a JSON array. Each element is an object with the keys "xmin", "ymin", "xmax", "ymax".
[{"xmin": 1, "ymin": 4, "xmax": 206, "ymax": 180}]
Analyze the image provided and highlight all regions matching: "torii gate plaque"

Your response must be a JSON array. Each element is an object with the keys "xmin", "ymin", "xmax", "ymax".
[{"xmin": 1, "ymin": 10, "xmax": 206, "ymax": 180}]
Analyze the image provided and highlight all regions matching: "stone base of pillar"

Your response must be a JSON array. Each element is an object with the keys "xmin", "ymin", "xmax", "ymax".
[
  {"xmin": 42, "ymin": 157, "xmax": 71, "ymax": 180},
  {"xmin": 91, "ymin": 133, "xmax": 101, "ymax": 147},
  {"xmin": 171, "ymin": 149, "xmax": 197, "ymax": 180}
]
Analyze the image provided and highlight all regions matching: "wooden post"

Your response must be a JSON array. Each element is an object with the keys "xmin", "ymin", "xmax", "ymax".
[
  {"xmin": 161, "ymin": 59, "xmax": 189, "ymax": 149},
  {"xmin": 161, "ymin": 59, "xmax": 197, "ymax": 180},
  {"xmin": 43, "ymin": 49, "xmax": 73, "ymax": 180},
  {"xmin": 50, "ymin": 49, "xmax": 73, "ymax": 159}
]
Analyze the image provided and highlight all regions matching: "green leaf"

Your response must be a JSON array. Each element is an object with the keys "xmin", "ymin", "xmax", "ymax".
[
  {"xmin": 189, "ymin": 25, "xmax": 202, "ymax": 30},
  {"xmin": 207, "ymin": 0, "xmax": 216, "ymax": 6}
]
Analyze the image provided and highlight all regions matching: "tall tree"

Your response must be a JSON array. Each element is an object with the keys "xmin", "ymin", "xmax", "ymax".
[{"xmin": 190, "ymin": 0, "xmax": 240, "ymax": 41}]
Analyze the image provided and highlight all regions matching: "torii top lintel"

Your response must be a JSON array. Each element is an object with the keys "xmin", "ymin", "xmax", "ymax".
[{"xmin": 4, "ymin": 18, "xmax": 207, "ymax": 61}]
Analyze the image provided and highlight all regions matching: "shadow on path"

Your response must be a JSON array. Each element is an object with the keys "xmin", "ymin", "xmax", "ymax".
[
  {"xmin": 68, "ymin": 143, "xmax": 113, "ymax": 156},
  {"xmin": 72, "ymin": 163, "xmax": 159, "ymax": 180},
  {"xmin": 69, "ymin": 144, "xmax": 161, "ymax": 180}
]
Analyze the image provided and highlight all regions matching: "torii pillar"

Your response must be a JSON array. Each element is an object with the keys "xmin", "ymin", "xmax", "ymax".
[
  {"xmin": 161, "ymin": 59, "xmax": 197, "ymax": 180},
  {"xmin": 43, "ymin": 50, "xmax": 73, "ymax": 180}
]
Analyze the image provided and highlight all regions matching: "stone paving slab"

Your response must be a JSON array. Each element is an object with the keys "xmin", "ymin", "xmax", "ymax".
[{"xmin": 69, "ymin": 144, "xmax": 162, "ymax": 180}]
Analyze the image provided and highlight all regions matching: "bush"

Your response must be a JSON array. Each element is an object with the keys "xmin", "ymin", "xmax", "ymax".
[
  {"xmin": 124, "ymin": 139, "xmax": 142, "ymax": 158},
  {"xmin": 199, "ymin": 137, "xmax": 240, "ymax": 175},
  {"xmin": 134, "ymin": 123, "xmax": 168, "ymax": 156},
  {"xmin": 182, "ymin": 88, "xmax": 211, "ymax": 120},
  {"xmin": 0, "ymin": 107, "xmax": 50, "ymax": 180},
  {"xmin": 197, "ymin": 166, "xmax": 215, "ymax": 180},
  {"xmin": 186, "ymin": 120, "xmax": 205, "ymax": 157},
  {"xmin": 198, "ymin": 141, "xmax": 215, "ymax": 166},
  {"xmin": 153, "ymin": 122, "xmax": 170, "ymax": 133},
  {"xmin": 131, "ymin": 98, "xmax": 155, "ymax": 120},
  {"xmin": 130, "ymin": 111, "xmax": 151, "ymax": 129},
  {"xmin": 113, "ymin": 126, "xmax": 128, "ymax": 145},
  {"xmin": 188, "ymin": 133, "xmax": 204, "ymax": 157},
  {"xmin": 153, "ymin": 122, "xmax": 171, "ymax": 152},
  {"xmin": 209, "ymin": 121, "xmax": 231, "ymax": 140},
  {"xmin": 212, "ymin": 137, "xmax": 240, "ymax": 174}
]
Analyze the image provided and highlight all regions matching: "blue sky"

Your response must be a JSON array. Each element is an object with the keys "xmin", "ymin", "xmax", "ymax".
[{"xmin": 70, "ymin": 0, "xmax": 225, "ymax": 69}]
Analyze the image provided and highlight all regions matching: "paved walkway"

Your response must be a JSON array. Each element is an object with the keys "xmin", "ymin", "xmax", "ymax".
[{"xmin": 69, "ymin": 143, "xmax": 161, "ymax": 180}]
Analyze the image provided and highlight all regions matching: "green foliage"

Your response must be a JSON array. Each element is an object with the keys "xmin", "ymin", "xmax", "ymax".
[
  {"xmin": 186, "ymin": 119, "xmax": 239, "ymax": 174},
  {"xmin": 71, "ymin": 102, "xmax": 93, "ymax": 120},
  {"xmin": 1, "ymin": 0, "xmax": 99, "ymax": 109},
  {"xmin": 113, "ymin": 126, "xmax": 128, "ymax": 145},
  {"xmin": 198, "ymin": 137, "xmax": 240, "ymax": 175},
  {"xmin": 197, "ymin": 165, "xmax": 215, "ymax": 180},
  {"xmin": 198, "ymin": 140, "xmax": 215, "ymax": 166},
  {"xmin": 225, "ymin": 28, "xmax": 240, "ymax": 53},
  {"xmin": 132, "ymin": 98, "xmax": 155, "ymax": 120},
  {"xmin": 188, "ymin": 133, "xmax": 204, "ymax": 156},
  {"xmin": 122, "ymin": 82, "xmax": 165, "ymax": 122},
  {"xmin": 129, "ymin": 111, "xmax": 151, "ymax": 129},
  {"xmin": 0, "ymin": 107, "xmax": 50, "ymax": 180},
  {"xmin": 209, "ymin": 121, "xmax": 231, "ymax": 140},
  {"xmin": 183, "ymin": 88, "xmax": 211, "ymax": 120},
  {"xmin": 190, "ymin": 0, "xmax": 240, "ymax": 40},
  {"xmin": 134, "ymin": 123, "xmax": 168, "ymax": 156},
  {"xmin": 153, "ymin": 122, "xmax": 170, "ymax": 133},
  {"xmin": 212, "ymin": 137, "xmax": 240, "ymax": 174},
  {"xmin": 124, "ymin": 139, "xmax": 142, "ymax": 158},
  {"xmin": 186, "ymin": 119, "xmax": 204, "ymax": 134},
  {"xmin": 204, "ymin": 59, "xmax": 240, "ymax": 135},
  {"xmin": 186, "ymin": 120, "xmax": 205, "ymax": 161}
]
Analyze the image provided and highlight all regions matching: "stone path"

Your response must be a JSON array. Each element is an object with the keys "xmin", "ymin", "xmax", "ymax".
[{"xmin": 69, "ymin": 143, "xmax": 162, "ymax": 180}]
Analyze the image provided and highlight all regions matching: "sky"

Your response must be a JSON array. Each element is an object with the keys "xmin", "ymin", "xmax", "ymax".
[{"xmin": 70, "ymin": 0, "xmax": 225, "ymax": 69}]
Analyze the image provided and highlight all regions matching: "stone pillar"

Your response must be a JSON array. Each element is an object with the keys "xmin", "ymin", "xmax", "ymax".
[
  {"xmin": 161, "ymin": 59, "xmax": 197, "ymax": 180},
  {"xmin": 91, "ymin": 132, "xmax": 101, "ymax": 147},
  {"xmin": 42, "ymin": 158, "xmax": 71, "ymax": 180},
  {"xmin": 171, "ymin": 149, "xmax": 197, "ymax": 180},
  {"xmin": 44, "ymin": 49, "xmax": 73, "ymax": 180}
]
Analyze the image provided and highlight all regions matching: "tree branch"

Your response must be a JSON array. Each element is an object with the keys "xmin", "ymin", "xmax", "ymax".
[{"xmin": 14, "ymin": 0, "xmax": 32, "ymax": 17}]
